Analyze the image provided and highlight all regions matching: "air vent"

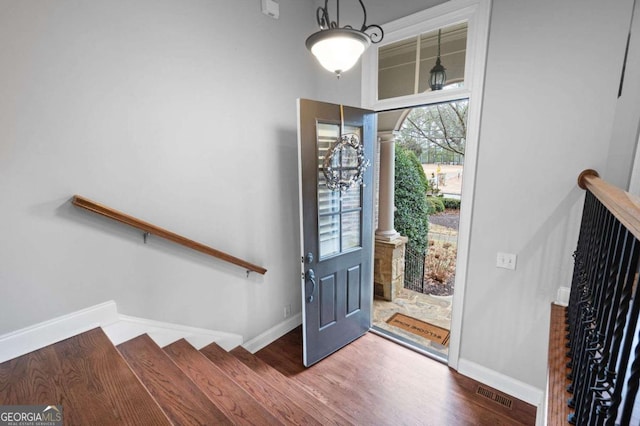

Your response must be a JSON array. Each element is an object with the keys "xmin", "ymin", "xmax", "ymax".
[{"xmin": 476, "ymin": 385, "xmax": 513, "ymax": 409}]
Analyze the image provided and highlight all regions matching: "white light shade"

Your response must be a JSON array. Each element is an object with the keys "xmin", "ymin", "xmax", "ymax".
[{"xmin": 306, "ymin": 28, "xmax": 371, "ymax": 75}]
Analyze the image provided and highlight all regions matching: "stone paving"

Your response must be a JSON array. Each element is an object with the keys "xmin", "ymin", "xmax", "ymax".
[{"xmin": 373, "ymin": 288, "xmax": 452, "ymax": 358}]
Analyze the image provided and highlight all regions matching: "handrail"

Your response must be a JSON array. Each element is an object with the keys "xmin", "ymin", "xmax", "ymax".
[
  {"xmin": 577, "ymin": 168, "xmax": 640, "ymax": 241},
  {"xmin": 72, "ymin": 195, "xmax": 267, "ymax": 275}
]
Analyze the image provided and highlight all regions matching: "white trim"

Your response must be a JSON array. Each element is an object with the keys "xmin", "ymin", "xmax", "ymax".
[
  {"xmin": 242, "ymin": 313, "xmax": 302, "ymax": 354},
  {"xmin": 0, "ymin": 301, "xmax": 245, "ymax": 362},
  {"xmin": 102, "ymin": 314, "xmax": 243, "ymax": 351},
  {"xmin": 556, "ymin": 286, "xmax": 571, "ymax": 307},
  {"xmin": 457, "ymin": 358, "xmax": 544, "ymax": 407},
  {"xmin": 0, "ymin": 301, "xmax": 119, "ymax": 363},
  {"xmin": 362, "ymin": 0, "xmax": 492, "ymax": 371}
]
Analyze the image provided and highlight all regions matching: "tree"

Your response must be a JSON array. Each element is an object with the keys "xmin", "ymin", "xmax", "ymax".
[
  {"xmin": 397, "ymin": 100, "xmax": 468, "ymax": 157},
  {"xmin": 394, "ymin": 146, "xmax": 430, "ymax": 254}
]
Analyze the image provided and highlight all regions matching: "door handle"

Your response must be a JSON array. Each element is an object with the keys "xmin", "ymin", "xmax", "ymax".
[{"xmin": 306, "ymin": 269, "xmax": 316, "ymax": 303}]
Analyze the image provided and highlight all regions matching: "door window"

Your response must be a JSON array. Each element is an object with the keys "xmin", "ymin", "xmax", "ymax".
[{"xmin": 316, "ymin": 122, "xmax": 363, "ymax": 259}]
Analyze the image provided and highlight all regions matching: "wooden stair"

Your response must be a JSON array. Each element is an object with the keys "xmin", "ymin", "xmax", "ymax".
[
  {"xmin": 0, "ymin": 328, "xmax": 170, "ymax": 425},
  {"xmin": 0, "ymin": 327, "xmax": 344, "ymax": 425},
  {"xmin": 117, "ymin": 334, "xmax": 231, "ymax": 425}
]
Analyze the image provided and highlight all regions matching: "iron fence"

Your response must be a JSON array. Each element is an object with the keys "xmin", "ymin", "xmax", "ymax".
[{"xmin": 404, "ymin": 245, "xmax": 426, "ymax": 293}]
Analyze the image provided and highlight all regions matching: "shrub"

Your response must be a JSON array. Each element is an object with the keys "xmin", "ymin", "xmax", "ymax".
[
  {"xmin": 394, "ymin": 146, "xmax": 429, "ymax": 253},
  {"xmin": 425, "ymin": 240, "xmax": 457, "ymax": 283},
  {"xmin": 427, "ymin": 196, "xmax": 445, "ymax": 213},
  {"xmin": 442, "ymin": 198, "xmax": 461, "ymax": 210}
]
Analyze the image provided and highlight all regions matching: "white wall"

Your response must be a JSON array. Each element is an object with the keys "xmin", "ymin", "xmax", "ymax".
[
  {"xmin": 462, "ymin": 0, "xmax": 633, "ymax": 389},
  {"xmin": 0, "ymin": 0, "xmax": 318, "ymax": 341}
]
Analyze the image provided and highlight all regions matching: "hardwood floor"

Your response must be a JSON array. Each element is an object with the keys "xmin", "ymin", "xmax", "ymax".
[{"xmin": 257, "ymin": 327, "xmax": 537, "ymax": 426}]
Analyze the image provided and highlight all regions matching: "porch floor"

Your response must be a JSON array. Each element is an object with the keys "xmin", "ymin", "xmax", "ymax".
[{"xmin": 373, "ymin": 288, "xmax": 452, "ymax": 359}]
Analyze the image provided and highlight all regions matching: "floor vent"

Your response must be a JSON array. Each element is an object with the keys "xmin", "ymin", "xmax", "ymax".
[{"xmin": 476, "ymin": 385, "xmax": 513, "ymax": 409}]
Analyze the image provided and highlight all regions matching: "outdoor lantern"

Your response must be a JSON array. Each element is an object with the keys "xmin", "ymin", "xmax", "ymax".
[
  {"xmin": 305, "ymin": 0, "xmax": 384, "ymax": 77},
  {"xmin": 429, "ymin": 29, "xmax": 447, "ymax": 91}
]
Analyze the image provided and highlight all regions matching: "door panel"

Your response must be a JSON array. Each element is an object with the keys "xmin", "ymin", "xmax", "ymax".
[{"xmin": 297, "ymin": 98, "xmax": 375, "ymax": 367}]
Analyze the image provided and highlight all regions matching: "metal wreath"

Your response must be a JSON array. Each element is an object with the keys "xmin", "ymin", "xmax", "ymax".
[{"xmin": 322, "ymin": 133, "xmax": 370, "ymax": 192}]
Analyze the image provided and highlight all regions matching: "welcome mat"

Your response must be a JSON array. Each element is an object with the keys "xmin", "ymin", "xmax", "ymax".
[{"xmin": 386, "ymin": 313, "xmax": 450, "ymax": 346}]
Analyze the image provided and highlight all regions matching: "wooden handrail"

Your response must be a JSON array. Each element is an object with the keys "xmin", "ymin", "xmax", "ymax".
[
  {"xmin": 578, "ymin": 169, "xmax": 640, "ymax": 241},
  {"xmin": 72, "ymin": 195, "xmax": 267, "ymax": 275}
]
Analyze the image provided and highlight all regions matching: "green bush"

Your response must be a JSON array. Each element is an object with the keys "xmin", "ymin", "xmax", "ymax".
[
  {"xmin": 394, "ymin": 146, "xmax": 429, "ymax": 253},
  {"xmin": 427, "ymin": 196, "xmax": 445, "ymax": 213},
  {"xmin": 442, "ymin": 198, "xmax": 461, "ymax": 209}
]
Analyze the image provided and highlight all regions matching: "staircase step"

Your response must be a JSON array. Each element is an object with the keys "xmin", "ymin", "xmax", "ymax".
[
  {"xmin": 117, "ymin": 334, "xmax": 231, "ymax": 425},
  {"xmin": 200, "ymin": 342, "xmax": 323, "ymax": 425},
  {"xmin": 164, "ymin": 338, "xmax": 284, "ymax": 426},
  {"xmin": 0, "ymin": 328, "xmax": 170, "ymax": 425},
  {"xmin": 230, "ymin": 346, "xmax": 352, "ymax": 425}
]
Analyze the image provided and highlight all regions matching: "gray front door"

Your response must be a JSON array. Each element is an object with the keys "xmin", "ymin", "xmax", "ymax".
[{"xmin": 297, "ymin": 99, "xmax": 375, "ymax": 367}]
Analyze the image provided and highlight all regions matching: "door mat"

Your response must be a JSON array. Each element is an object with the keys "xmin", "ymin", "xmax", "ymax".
[{"xmin": 386, "ymin": 313, "xmax": 450, "ymax": 346}]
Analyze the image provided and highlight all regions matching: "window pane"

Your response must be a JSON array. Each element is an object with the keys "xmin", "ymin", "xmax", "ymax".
[
  {"xmin": 417, "ymin": 23, "xmax": 467, "ymax": 93},
  {"xmin": 341, "ymin": 211, "xmax": 361, "ymax": 250},
  {"xmin": 318, "ymin": 172, "xmax": 340, "ymax": 214},
  {"xmin": 378, "ymin": 37, "xmax": 417, "ymax": 100},
  {"xmin": 319, "ymin": 214, "xmax": 340, "ymax": 258},
  {"xmin": 317, "ymin": 122, "xmax": 338, "ymax": 163},
  {"xmin": 377, "ymin": 22, "xmax": 467, "ymax": 101},
  {"xmin": 341, "ymin": 184, "xmax": 361, "ymax": 210}
]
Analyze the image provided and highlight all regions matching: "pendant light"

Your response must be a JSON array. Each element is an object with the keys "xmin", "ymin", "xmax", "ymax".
[
  {"xmin": 305, "ymin": 0, "xmax": 383, "ymax": 78},
  {"xmin": 429, "ymin": 29, "xmax": 447, "ymax": 91}
]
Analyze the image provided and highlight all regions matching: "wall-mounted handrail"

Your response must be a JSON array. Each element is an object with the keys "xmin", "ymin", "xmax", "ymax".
[{"xmin": 72, "ymin": 195, "xmax": 267, "ymax": 275}]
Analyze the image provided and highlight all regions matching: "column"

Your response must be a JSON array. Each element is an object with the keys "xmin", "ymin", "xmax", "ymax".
[
  {"xmin": 376, "ymin": 133, "xmax": 399, "ymax": 241},
  {"xmin": 373, "ymin": 132, "xmax": 407, "ymax": 301}
]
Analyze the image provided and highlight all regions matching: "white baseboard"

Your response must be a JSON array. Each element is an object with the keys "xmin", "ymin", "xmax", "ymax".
[
  {"xmin": 242, "ymin": 313, "xmax": 302, "ymax": 354},
  {"xmin": 457, "ymin": 358, "xmax": 544, "ymax": 407},
  {"xmin": 556, "ymin": 286, "xmax": 570, "ymax": 306},
  {"xmin": 0, "ymin": 301, "xmax": 119, "ymax": 363},
  {"xmin": 0, "ymin": 301, "xmax": 244, "ymax": 362},
  {"xmin": 103, "ymin": 315, "xmax": 242, "ymax": 351}
]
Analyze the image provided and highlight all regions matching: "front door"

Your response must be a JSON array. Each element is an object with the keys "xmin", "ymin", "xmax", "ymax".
[{"xmin": 297, "ymin": 99, "xmax": 375, "ymax": 367}]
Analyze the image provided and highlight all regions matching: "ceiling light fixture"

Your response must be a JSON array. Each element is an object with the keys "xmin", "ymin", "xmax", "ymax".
[
  {"xmin": 429, "ymin": 29, "xmax": 447, "ymax": 91},
  {"xmin": 305, "ymin": 0, "xmax": 383, "ymax": 78}
]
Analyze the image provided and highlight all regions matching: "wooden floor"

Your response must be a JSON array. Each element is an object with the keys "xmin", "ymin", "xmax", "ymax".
[{"xmin": 257, "ymin": 327, "xmax": 537, "ymax": 426}]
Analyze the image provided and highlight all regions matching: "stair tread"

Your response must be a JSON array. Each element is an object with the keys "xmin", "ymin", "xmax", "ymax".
[
  {"xmin": 0, "ymin": 328, "xmax": 170, "ymax": 425},
  {"xmin": 164, "ymin": 338, "xmax": 284, "ymax": 426},
  {"xmin": 117, "ymin": 334, "xmax": 231, "ymax": 425},
  {"xmin": 229, "ymin": 345, "xmax": 352, "ymax": 425},
  {"xmin": 201, "ymin": 342, "xmax": 324, "ymax": 425}
]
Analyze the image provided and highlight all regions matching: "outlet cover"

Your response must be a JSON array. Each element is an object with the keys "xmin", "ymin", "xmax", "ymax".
[{"xmin": 496, "ymin": 252, "xmax": 517, "ymax": 270}]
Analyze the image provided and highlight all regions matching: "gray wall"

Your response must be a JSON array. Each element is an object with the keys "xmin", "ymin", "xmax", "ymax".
[
  {"xmin": 463, "ymin": 0, "xmax": 633, "ymax": 389},
  {"xmin": 0, "ymin": 0, "xmax": 317, "ymax": 340}
]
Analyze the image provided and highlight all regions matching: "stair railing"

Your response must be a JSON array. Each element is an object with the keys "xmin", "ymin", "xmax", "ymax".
[
  {"xmin": 562, "ymin": 169, "xmax": 640, "ymax": 424},
  {"xmin": 72, "ymin": 195, "xmax": 267, "ymax": 275}
]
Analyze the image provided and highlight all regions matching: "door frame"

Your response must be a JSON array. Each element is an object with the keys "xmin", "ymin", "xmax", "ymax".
[{"xmin": 361, "ymin": 0, "xmax": 491, "ymax": 370}]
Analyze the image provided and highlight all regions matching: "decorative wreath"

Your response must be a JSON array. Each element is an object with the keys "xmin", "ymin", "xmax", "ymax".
[{"xmin": 322, "ymin": 134, "xmax": 370, "ymax": 192}]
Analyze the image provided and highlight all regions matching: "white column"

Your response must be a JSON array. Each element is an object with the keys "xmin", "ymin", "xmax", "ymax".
[{"xmin": 376, "ymin": 133, "xmax": 400, "ymax": 241}]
